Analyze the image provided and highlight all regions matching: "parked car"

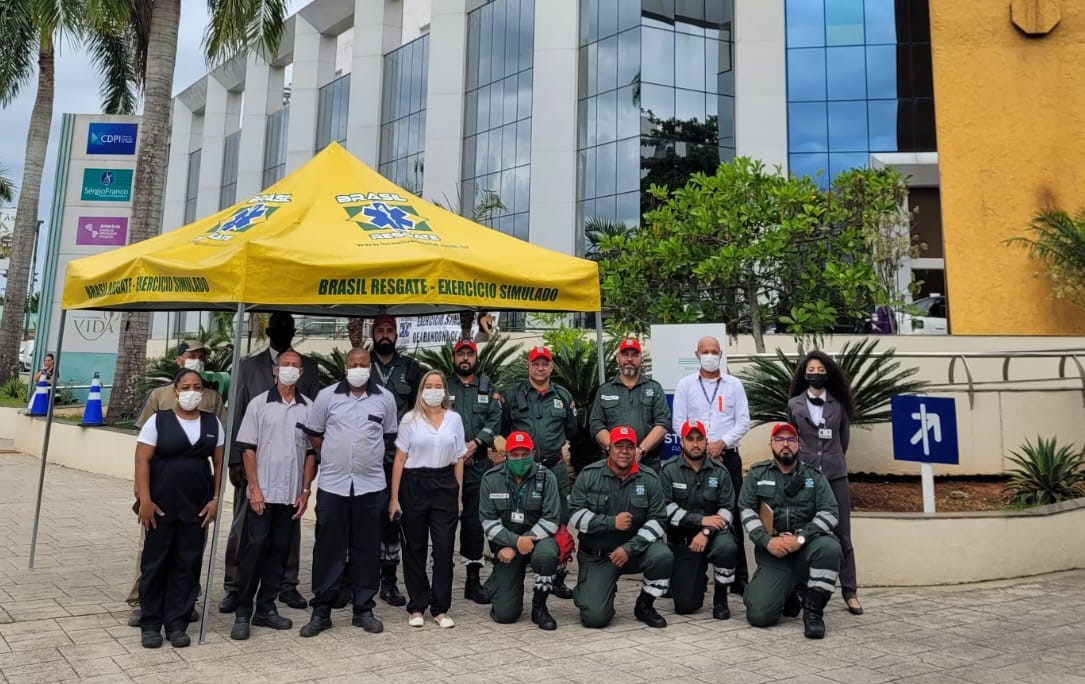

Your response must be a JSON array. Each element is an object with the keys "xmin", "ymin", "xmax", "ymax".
[
  {"xmin": 18, "ymin": 339, "xmax": 34, "ymax": 371},
  {"xmin": 867, "ymin": 296, "xmax": 948, "ymax": 335}
]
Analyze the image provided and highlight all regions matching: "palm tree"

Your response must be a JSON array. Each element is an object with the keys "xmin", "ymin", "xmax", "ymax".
[
  {"xmin": 1008, "ymin": 209, "xmax": 1085, "ymax": 314},
  {"xmin": 0, "ymin": 0, "xmax": 138, "ymax": 384},
  {"xmin": 0, "ymin": 164, "xmax": 14, "ymax": 202},
  {"xmin": 108, "ymin": 0, "xmax": 287, "ymax": 422}
]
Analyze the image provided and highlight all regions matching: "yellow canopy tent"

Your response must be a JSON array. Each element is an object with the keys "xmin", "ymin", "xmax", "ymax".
[{"xmin": 32, "ymin": 143, "xmax": 602, "ymax": 643}]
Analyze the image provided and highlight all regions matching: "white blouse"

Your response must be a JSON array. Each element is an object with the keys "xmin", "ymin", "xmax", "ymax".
[{"xmin": 395, "ymin": 410, "xmax": 467, "ymax": 469}]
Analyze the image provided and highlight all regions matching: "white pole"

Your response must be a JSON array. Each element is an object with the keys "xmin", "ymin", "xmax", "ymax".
[
  {"xmin": 921, "ymin": 462, "xmax": 936, "ymax": 514},
  {"xmin": 28, "ymin": 309, "xmax": 67, "ymax": 569}
]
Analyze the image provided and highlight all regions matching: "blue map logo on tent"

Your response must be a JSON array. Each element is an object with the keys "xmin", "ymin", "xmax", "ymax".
[
  {"xmin": 337, "ymin": 192, "xmax": 438, "ymax": 242},
  {"xmin": 196, "ymin": 194, "xmax": 291, "ymax": 243}
]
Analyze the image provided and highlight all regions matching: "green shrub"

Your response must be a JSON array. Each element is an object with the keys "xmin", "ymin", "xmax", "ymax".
[
  {"xmin": 1004, "ymin": 436, "xmax": 1085, "ymax": 506},
  {"xmin": 1, "ymin": 377, "xmax": 28, "ymax": 402}
]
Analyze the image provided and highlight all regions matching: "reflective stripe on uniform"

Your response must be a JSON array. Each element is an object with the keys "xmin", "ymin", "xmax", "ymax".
[
  {"xmin": 665, "ymin": 502, "xmax": 688, "ymax": 526},
  {"xmin": 713, "ymin": 566, "xmax": 735, "ymax": 584},
  {"xmin": 482, "ymin": 519, "xmax": 508, "ymax": 541},
  {"xmin": 808, "ymin": 579, "xmax": 836, "ymax": 593},
  {"xmin": 718, "ymin": 508, "xmax": 733, "ymax": 524},
  {"xmin": 529, "ymin": 518, "xmax": 558, "ymax": 539},
  {"xmin": 570, "ymin": 509, "xmax": 595, "ymax": 533},
  {"xmin": 641, "ymin": 578, "xmax": 670, "ymax": 597},
  {"xmin": 637, "ymin": 519, "xmax": 665, "ymax": 542},
  {"xmin": 740, "ymin": 508, "xmax": 763, "ymax": 533}
]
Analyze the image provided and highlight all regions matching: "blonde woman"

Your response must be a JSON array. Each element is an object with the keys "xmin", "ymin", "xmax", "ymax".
[{"xmin": 389, "ymin": 370, "xmax": 465, "ymax": 628}]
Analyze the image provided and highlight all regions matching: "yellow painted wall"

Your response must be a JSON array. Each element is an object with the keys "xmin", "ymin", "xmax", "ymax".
[{"xmin": 930, "ymin": 0, "xmax": 1085, "ymax": 334}]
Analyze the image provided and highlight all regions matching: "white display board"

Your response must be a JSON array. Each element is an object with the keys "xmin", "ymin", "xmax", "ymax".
[{"xmin": 649, "ymin": 323, "xmax": 728, "ymax": 392}]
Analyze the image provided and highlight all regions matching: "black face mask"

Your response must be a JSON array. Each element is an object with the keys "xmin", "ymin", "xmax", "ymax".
[
  {"xmin": 806, "ymin": 373, "xmax": 828, "ymax": 389},
  {"xmin": 455, "ymin": 362, "xmax": 478, "ymax": 377},
  {"xmin": 374, "ymin": 339, "xmax": 396, "ymax": 355}
]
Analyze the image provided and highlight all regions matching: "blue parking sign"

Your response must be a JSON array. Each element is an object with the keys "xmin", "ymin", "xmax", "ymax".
[{"xmin": 891, "ymin": 395, "xmax": 959, "ymax": 465}]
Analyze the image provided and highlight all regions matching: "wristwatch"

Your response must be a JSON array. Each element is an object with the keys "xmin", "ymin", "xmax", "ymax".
[
  {"xmin": 796, "ymin": 534, "xmax": 806, "ymax": 546},
  {"xmin": 701, "ymin": 528, "xmax": 712, "ymax": 537}
]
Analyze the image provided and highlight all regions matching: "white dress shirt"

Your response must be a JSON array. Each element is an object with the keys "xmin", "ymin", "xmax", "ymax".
[
  {"xmin": 395, "ymin": 410, "xmax": 467, "ymax": 469},
  {"xmin": 671, "ymin": 373, "xmax": 751, "ymax": 448}
]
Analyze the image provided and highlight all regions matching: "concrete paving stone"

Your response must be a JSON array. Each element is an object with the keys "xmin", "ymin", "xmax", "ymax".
[
  {"xmin": 5, "ymin": 632, "xmax": 72, "ymax": 652},
  {"xmin": 63, "ymin": 675, "xmax": 134, "ymax": 684},
  {"xmin": 67, "ymin": 655, "xmax": 126, "ymax": 678},
  {"xmin": 746, "ymin": 657, "xmax": 830, "ymax": 680},
  {"xmin": 892, "ymin": 674, "xmax": 972, "ymax": 684},
  {"xmin": 0, "ymin": 649, "xmax": 63, "ymax": 670},
  {"xmin": 1, "ymin": 660, "xmax": 78, "ymax": 684},
  {"xmin": 58, "ymin": 640, "xmax": 130, "ymax": 661},
  {"xmin": 816, "ymin": 665, "xmax": 898, "ymax": 684}
]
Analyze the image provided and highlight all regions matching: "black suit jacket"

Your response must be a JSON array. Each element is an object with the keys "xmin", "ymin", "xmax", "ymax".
[{"xmin": 786, "ymin": 392, "xmax": 851, "ymax": 481}]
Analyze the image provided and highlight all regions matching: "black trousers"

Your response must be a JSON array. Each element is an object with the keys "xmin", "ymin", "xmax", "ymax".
[
  {"xmin": 236, "ymin": 503, "xmax": 296, "ymax": 619},
  {"xmin": 310, "ymin": 487, "xmax": 387, "ymax": 614},
  {"xmin": 224, "ymin": 483, "xmax": 301, "ymax": 594},
  {"xmin": 400, "ymin": 466, "xmax": 459, "ymax": 616},
  {"xmin": 720, "ymin": 448, "xmax": 749, "ymax": 583},
  {"xmin": 830, "ymin": 476, "xmax": 857, "ymax": 597},
  {"xmin": 138, "ymin": 517, "xmax": 205, "ymax": 633},
  {"xmin": 379, "ymin": 462, "xmax": 402, "ymax": 568}
]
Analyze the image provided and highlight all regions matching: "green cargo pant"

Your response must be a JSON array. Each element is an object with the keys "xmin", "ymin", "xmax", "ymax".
[
  {"xmin": 744, "ymin": 535, "xmax": 842, "ymax": 627},
  {"xmin": 670, "ymin": 531, "xmax": 739, "ymax": 614},
  {"xmin": 543, "ymin": 459, "xmax": 570, "ymax": 525},
  {"xmin": 482, "ymin": 538, "xmax": 560, "ymax": 623},
  {"xmin": 574, "ymin": 540, "xmax": 674, "ymax": 628}
]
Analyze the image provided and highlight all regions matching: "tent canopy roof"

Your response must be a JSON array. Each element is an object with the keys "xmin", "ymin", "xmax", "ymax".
[{"xmin": 62, "ymin": 143, "xmax": 600, "ymax": 315}]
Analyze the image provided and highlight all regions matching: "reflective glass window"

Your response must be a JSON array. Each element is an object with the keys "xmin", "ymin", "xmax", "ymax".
[
  {"xmin": 617, "ymin": 29, "xmax": 640, "ymax": 90},
  {"xmin": 675, "ymin": 88, "xmax": 705, "ymax": 122},
  {"xmin": 597, "ymin": 35, "xmax": 619, "ymax": 93},
  {"xmin": 597, "ymin": 90, "xmax": 617, "ymax": 143},
  {"xmin": 675, "ymin": 32, "xmax": 705, "ymax": 91},
  {"xmin": 865, "ymin": 45, "xmax": 896, "ymax": 99},
  {"xmin": 829, "ymin": 151, "xmax": 869, "ymax": 178},
  {"xmin": 599, "ymin": 0, "xmax": 618, "ymax": 38},
  {"xmin": 788, "ymin": 102, "xmax": 828, "ymax": 152},
  {"xmin": 379, "ymin": 35, "xmax": 428, "ymax": 191},
  {"xmin": 826, "ymin": 46, "xmax": 866, "ymax": 100},
  {"xmin": 825, "ymin": 0, "xmax": 864, "ymax": 45},
  {"xmin": 864, "ymin": 0, "xmax": 896, "ymax": 43},
  {"xmin": 642, "ymin": 28, "xmax": 674, "ymax": 86},
  {"xmin": 787, "ymin": 48, "xmax": 827, "ymax": 102},
  {"xmin": 867, "ymin": 99, "xmax": 898, "ymax": 150},
  {"xmin": 827, "ymin": 100, "xmax": 867, "ymax": 151},
  {"xmin": 786, "ymin": 0, "xmax": 825, "ymax": 48},
  {"xmin": 789, "ymin": 153, "xmax": 829, "ymax": 184}
]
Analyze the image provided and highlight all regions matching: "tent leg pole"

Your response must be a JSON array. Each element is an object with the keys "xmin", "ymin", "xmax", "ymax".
[
  {"xmin": 595, "ymin": 311, "xmax": 605, "ymax": 384},
  {"xmin": 200, "ymin": 304, "xmax": 247, "ymax": 645},
  {"xmin": 28, "ymin": 309, "xmax": 67, "ymax": 570}
]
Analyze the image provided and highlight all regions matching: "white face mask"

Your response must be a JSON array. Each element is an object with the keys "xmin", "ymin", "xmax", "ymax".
[
  {"xmin": 183, "ymin": 358, "xmax": 204, "ymax": 373},
  {"xmin": 421, "ymin": 388, "xmax": 445, "ymax": 407},
  {"xmin": 346, "ymin": 367, "xmax": 371, "ymax": 388},
  {"xmin": 277, "ymin": 366, "xmax": 301, "ymax": 386},
  {"xmin": 177, "ymin": 391, "xmax": 202, "ymax": 411},
  {"xmin": 699, "ymin": 353, "xmax": 721, "ymax": 373}
]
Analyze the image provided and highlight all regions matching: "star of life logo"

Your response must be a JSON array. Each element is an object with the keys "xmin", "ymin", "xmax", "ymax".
[
  {"xmin": 195, "ymin": 194, "xmax": 292, "ymax": 242},
  {"xmin": 336, "ymin": 192, "xmax": 440, "ymax": 242}
]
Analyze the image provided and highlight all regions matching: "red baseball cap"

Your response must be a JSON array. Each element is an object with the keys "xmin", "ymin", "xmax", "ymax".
[
  {"xmin": 770, "ymin": 423, "xmax": 799, "ymax": 438},
  {"xmin": 680, "ymin": 420, "xmax": 707, "ymax": 439},
  {"xmin": 610, "ymin": 426, "xmax": 637, "ymax": 445},
  {"xmin": 618, "ymin": 338, "xmax": 641, "ymax": 353},
  {"xmin": 372, "ymin": 315, "xmax": 396, "ymax": 330},
  {"xmin": 453, "ymin": 339, "xmax": 477, "ymax": 353},
  {"xmin": 528, "ymin": 346, "xmax": 552, "ymax": 362},
  {"xmin": 506, "ymin": 431, "xmax": 534, "ymax": 452}
]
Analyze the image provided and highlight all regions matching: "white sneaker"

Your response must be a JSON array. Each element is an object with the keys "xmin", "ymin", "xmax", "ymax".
[
  {"xmin": 408, "ymin": 613, "xmax": 424, "ymax": 627},
  {"xmin": 433, "ymin": 614, "xmax": 455, "ymax": 629}
]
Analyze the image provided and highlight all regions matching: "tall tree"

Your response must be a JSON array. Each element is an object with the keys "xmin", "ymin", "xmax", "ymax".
[
  {"xmin": 108, "ymin": 0, "xmax": 287, "ymax": 421},
  {"xmin": 0, "ymin": 0, "xmax": 137, "ymax": 384},
  {"xmin": 0, "ymin": 165, "xmax": 14, "ymax": 202}
]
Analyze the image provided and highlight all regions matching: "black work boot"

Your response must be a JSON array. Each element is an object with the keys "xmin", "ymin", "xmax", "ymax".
[
  {"xmin": 633, "ymin": 590, "xmax": 667, "ymax": 628},
  {"xmin": 218, "ymin": 591, "xmax": 239, "ymax": 613},
  {"xmin": 252, "ymin": 609, "xmax": 293, "ymax": 630},
  {"xmin": 299, "ymin": 607, "xmax": 333, "ymax": 638},
  {"xmin": 712, "ymin": 582, "xmax": 731, "ymax": 620},
  {"xmin": 530, "ymin": 590, "xmax": 557, "ymax": 631},
  {"xmin": 783, "ymin": 586, "xmax": 804, "ymax": 618},
  {"xmin": 803, "ymin": 587, "xmax": 832, "ymax": 639},
  {"xmin": 230, "ymin": 615, "xmax": 251, "ymax": 641},
  {"xmin": 379, "ymin": 563, "xmax": 406, "ymax": 607},
  {"xmin": 464, "ymin": 563, "xmax": 489, "ymax": 604},
  {"xmin": 352, "ymin": 609, "xmax": 384, "ymax": 634},
  {"xmin": 551, "ymin": 566, "xmax": 574, "ymax": 600}
]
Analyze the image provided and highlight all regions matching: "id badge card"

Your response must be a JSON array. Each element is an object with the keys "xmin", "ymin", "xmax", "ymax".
[
  {"xmin": 510, "ymin": 511, "xmax": 525, "ymax": 523},
  {"xmin": 818, "ymin": 427, "xmax": 833, "ymax": 440}
]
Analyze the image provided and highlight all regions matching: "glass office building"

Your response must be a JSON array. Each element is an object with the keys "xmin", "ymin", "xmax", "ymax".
[{"xmin": 378, "ymin": 36, "xmax": 429, "ymax": 195}]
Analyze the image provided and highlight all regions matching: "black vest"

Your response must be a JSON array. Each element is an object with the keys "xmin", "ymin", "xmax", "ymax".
[{"xmin": 150, "ymin": 410, "xmax": 218, "ymax": 523}]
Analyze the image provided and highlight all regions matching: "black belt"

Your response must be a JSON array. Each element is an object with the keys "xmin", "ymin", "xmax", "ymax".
[{"xmin": 578, "ymin": 542, "xmax": 613, "ymax": 558}]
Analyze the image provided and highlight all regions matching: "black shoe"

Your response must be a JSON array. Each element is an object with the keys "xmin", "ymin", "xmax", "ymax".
[
  {"xmin": 803, "ymin": 588, "xmax": 831, "ymax": 639},
  {"xmin": 230, "ymin": 617, "xmax": 251, "ymax": 641},
  {"xmin": 166, "ymin": 631, "xmax": 191, "ymax": 648},
  {"xmin": 464, "ymin": 565, "xmax": 488, "ymax": 604},
  {"xmin": 379, "ymin": 566, "xmax": 406, "ymax": 607},
  {"xmin": 188, "ymin": 608, "xmax": 199, "ymax": 623},
  {"xmin": 128, "ymin": 608, "xmax": 141, "ymax": 628},
  {"xmin": 845, "ymin": 596, "xmax": 864, "ymax": 615},
  {"xmin": 551, "ymin": 568, "xmax": 574, "ymax": 600},
  {"xmin": 299, "ymin": 612, "xmax": 333, "ymax": 638},
  {"xmin": 219, "ymin": 592, "xmax": 239, "ymax": 613},
  {"xmin": 783, "ymin": 587, "xmax": 803, "ymax": 618},
  {"xmin": 252, "ymin": 611, "xmax": 293, "ymax": 630},
  {"xmin": 352, "ymin": 610, "xmax": 384, "ymax": 634},
  {"xmin": 633, "ymin": 591, "xmax": 667, "ymax": 628},
  {"xmin": 712, "ymin": 583, "xmax": 731, "ymax": 620},
  {"xmin": 730, "ymin": 579, "xmax": 747, "ymax": 596},
  {"xmin": 278, "ymin": 589, "xmax": 308, "ymax": 610},
  {"xmin": 140, "ymin": 630, "xmax": 163, "ymax": 648},
  {"xmin": 530, "ymin": 590, "xmax": 557, "ymax": 631}
]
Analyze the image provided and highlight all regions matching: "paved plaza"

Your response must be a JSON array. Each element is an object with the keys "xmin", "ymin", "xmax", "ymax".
[{"xmin": 2, "ymin": 447, "xmax": 1084, "ymax": 684}]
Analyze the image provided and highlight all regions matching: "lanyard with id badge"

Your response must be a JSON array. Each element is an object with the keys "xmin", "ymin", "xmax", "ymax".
[{"xmin": 699, "ymin": 377, "xmax": 722, "ymax": 432}]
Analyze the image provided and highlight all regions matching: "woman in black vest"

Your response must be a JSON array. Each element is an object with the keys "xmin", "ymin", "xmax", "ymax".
[
  {"xmin": 786, "ymin": 351, "xmax": 863, "ymax": 616},
  {"xmin": 135, "ymin": 368, "xmax": 224, "ymax": 648}
]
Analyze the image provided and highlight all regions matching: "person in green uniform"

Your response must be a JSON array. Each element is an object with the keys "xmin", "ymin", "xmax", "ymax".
[
  {"xmin": 478, "ymin": 431, "xmax": 562, "ymax": 630},
  {"xmin": 568, "ymin": 426, "xmax": 674, "ymax": 629},
  {"xmin": 447, "ymin": 339, "xmax": 503, "ymax": 603},
  {"xmin": 501, "ymin": 345, "xmax": 577, "ymax": 598},
  {"xmin": 739, "ymin": 423, "xmax": 842, "ymax": 639},
  {"xmin": 589, "ymin": 338, "xmax": 672, "ymax": 472},
  {"xmin": 660, "ymin": 419, "xmax": 738, "ymax": 619}
]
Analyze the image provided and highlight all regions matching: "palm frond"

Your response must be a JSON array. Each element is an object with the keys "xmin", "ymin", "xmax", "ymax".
[
  {"xmin": 85, "ymin": 22, "xmax": 139, "ymax": 114},
  {"xmin": 412, "ymin": 333, "xmax": 524, "ymax": 389},
  {"xmin": 204, "ymin": 0, "xmax": 288, "ymax": 65},
  {"xmin": 0, "ymin": 164, "xmax": 15, "ymax": 203},
  {"xmin": 0, "ymin": 1, "xmax": 37, "ymax": 105}
]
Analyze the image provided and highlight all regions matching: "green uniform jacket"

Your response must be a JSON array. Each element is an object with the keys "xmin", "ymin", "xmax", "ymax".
[
  {"xmin": 658, "ymin": 457, "xmax": 735, "ymax": 532},
  {"xmin": 479, "ymin": 462, "xmax": 562, "ymax": 548},
  {"xmin": 374, "ymin": 351, "xmax": 422, "ymax": 462},
  {"xmin": 501, "ymin": 381, "xmax": 577, "ymax": 460},
  {"xmin": 568, "ymin": 461, "xmax": 668, "ymax": 557},
  {"xmin": 589, "ymin": 375, "xmax": 671, "ymax": 458},
  {"xmin": 449, "ymin": 373, "xmax": 503, "ymax": 462},
  {"xmin": 737, "ymin": 460, "xmax": 839, "ymax": 550}
]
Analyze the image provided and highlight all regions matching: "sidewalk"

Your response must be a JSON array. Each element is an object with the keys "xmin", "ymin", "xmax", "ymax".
[{"xmin": 2, "ymin": 448, "xmax": 1084, "ymax": 684}]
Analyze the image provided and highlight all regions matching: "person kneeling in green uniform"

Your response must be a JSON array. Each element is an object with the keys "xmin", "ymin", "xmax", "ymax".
[
  {"xmin": 660, "ymin": 420, "xmax": 739, "ymax": 619},
  {"xmin": 739, "ymin": 423, "xmax": 842, "ymax": 639},
  {"xmin": 569, "ymin": 426, "xmax": 673, "ymax": 628},
  {"xmin": 478, "ymin": 431, "xmax": 562, "ymax": 630}
]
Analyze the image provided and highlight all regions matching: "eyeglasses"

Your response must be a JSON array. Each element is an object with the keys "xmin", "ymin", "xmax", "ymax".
[
  {"xmin": 612, "ymin": 443, "xmax": 637, "ymax": 452},
  {"xmin": 772, "ymin": 437, "xmax": 798, "ymax": 445}
]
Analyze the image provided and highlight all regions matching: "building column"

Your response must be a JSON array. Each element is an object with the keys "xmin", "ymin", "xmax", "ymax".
[
  {"xmin": 162, "ymin": 101, "xmax": 195, "ymax": 233},
  {"xmin": 346, "ymin": 0, "xmax": 402, "ymax": 166},
  {"xmin": 285, "ymin": 15, "xmax": 337, "ymax": 172},
  {"xmin": 527, "ymin": 0, "xmax": 578, "ymax": 253},
  {"xmin": 237, "ymin": 56, "xmax": 285, "ymax": 198},
  {"xmin": 195, "ymin": 76, "xmax": 231, "ymax": 218},
  {"xmin": 421, "ymin": 0, "xmax": 469, "ymax": 202},
  {"xmin": 734, "ymin": 0, "xmax": 788, "ymax": 170}
]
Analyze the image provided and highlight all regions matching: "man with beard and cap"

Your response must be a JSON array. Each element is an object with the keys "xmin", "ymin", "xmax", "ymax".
[
  {"xmin": 501, "ymin": 346, "xmax": 578, "ymax": 599},
  {"xmin": 739, "ymin": 423, "xmax": 841, "ymax": 639},
  {"xmin": 446, "ymin": 339, "xmax": 503, "ymax": 603},
  {"xmin": 659, "ymin": 420, "xmax": 738, "ymax": 619},
  {"xmin": 589, "ymin": 338, "xmax": 671, "ymax": 473},
  {"xmin": 220, "ymin": 313, "xmax": 320, "ymax": 614},
  {"xmin": 299, "ymin": 348, "xmax": 398, "ymax": 637},
  {"xmin": 568, "ymin": 426, "xmax": 673, "ymax": 628},
  {"xmin": 370, "ymin": 315, "xmax": 423, "ymax": 607}
]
